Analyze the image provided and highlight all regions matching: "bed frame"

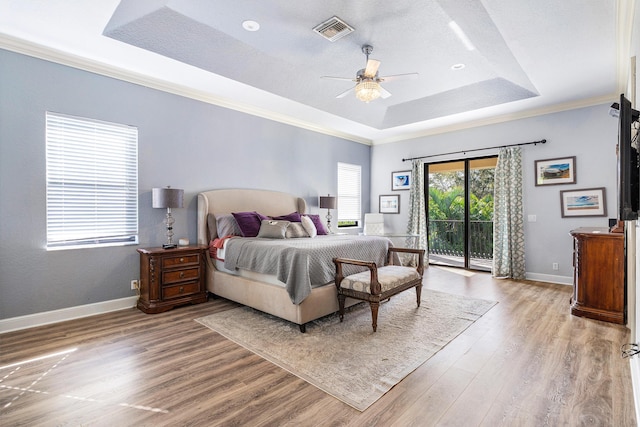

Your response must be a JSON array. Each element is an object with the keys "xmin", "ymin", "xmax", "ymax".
[{"xmin": 196, "ymin": 188, "xmax": 356, "ymax": 332}]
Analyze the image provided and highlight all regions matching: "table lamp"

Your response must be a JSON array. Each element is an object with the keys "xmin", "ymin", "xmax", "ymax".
[
  {"xmin": 152, "ymin": 186, "xmax": 184, "ymax": 249},
  {"xmin": 319, "ymin": 194, "xmax": 337, "ymax": 234}
]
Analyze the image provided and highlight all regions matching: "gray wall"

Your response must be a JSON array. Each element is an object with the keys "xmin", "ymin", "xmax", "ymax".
[
  {"xmin": 0, "ymin": 49, "xmax": 371, "ymax": 319},
  {"xmin": 371, "ymin": 104, "xmax": 618, "ymax": 281}
]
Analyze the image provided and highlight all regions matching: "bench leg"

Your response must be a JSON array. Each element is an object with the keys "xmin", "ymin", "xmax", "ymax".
[
  {"xmin": 338, "ymin": 294, "xmax": 346, "ymax": 322},
  {"xmin": 369, "ymin": 301, "xmax": 379, "ymax": 332},
  {"xmin": 416, "ymin": 284, "xmax": 422, "ymax": 307}
]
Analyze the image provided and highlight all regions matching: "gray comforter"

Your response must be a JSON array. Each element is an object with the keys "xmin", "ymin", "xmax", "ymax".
[{"xmin": 223, "ymin": 234, "xmax": 391, "ymax": 304}]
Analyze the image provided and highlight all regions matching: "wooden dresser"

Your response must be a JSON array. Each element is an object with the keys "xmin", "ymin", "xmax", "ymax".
[
  {"xmin": 137, "ymin": 245, "xmax": 208, "ymax": 313},
  {"xmin": 570, "ymin": 227, "xmax": 625, "ymax": 324}
]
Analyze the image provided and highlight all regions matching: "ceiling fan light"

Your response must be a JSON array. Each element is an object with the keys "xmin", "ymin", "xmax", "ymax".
[{"xmin": 355, "ymin": 80, "xmax": 381, "ymax": 103}]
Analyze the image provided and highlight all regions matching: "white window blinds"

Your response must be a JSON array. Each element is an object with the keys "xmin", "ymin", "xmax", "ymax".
[
  {"xmin": 46, "ymin": 112, "xmax": 138, "ymax": 249},
  {"xmin": 337, "ymin": 162, "xmax": 361, "ymax": 224}
]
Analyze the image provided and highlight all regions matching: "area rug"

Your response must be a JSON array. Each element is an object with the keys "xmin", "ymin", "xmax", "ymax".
[{"xmin": 196, "ymin": 289, "xmax": 496, "ymax": 411}]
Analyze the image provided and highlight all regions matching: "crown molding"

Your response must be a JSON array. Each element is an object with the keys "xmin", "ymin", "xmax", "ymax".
[
  {"xmin": 0, "ymin": 34, "xmax": 373, "ymax": 146},
  {"xmin": 0, "ymin": 22, "xmax": 629, "ymax": 148},
  {"xmin": 372, "ymin": 94, "xmax": 617, "ymax": 145}
]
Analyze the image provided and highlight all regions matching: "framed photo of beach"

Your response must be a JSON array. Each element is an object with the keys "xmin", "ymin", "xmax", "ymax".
[
  {"xmin": 560, "ymin": 187, "xmax": 607, "ymax": 217},
  {"xmin": 379, "ymin": 194, "xmax": 400, "ymax": 214},
  {"xmin": 391, "ymin": 170, "xmax": 412, "ymax": 190},
  {"xmin": 535, "ymin": 156, "xmax": 576, "ymax": 186}
]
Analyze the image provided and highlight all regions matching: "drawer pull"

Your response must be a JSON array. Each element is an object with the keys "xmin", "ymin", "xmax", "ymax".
[
  {"xmin": 179, "ymin": 272, "xmax": 185, "ymax": 278},
  {"xmin": 179, "ymin": 257, "xmax": 184, "ymax": 263},
  {"xmin": 179, "ymin": 286, "xmax": 184, "ymax": 293}
]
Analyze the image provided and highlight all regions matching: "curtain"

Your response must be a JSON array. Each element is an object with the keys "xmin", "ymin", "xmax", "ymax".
[
  {"xmin": 493, "ymin": 147, "xmax": 526, "ymax": 279},
  {"xmin": 407, "ymin": 159, "xmax": 427, "ymax": 253}
]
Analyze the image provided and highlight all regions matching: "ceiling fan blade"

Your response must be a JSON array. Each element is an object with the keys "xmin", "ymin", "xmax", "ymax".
[
  {"xmin": 379, "ymin": 86, "xmax": 392, "ymax": 99},
  {"xmin": 379, "ymin": 72, "xmax": 419, "ymax": 82},
  {"xmin": 364, "ymin": 59, "xmax": 380, "ymax": 78},
  {"xmin": 336, "ymin": 86, "xmax": 355, "ymax": 98},
  {"xmin": 321, "ymin": 76, "xmax": 356, "ymax": 82}
]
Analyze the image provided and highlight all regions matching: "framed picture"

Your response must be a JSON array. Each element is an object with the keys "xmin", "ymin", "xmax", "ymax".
[
  {"xmin": 392, "ymin": 170, "xmax": 412, "ymax": 190},
  {"xmin": 535, "ymin": 156, "xmax": 576, "ymax": 186},
  {"xmin": 379, "ymin": 194, "xmax": 400, "ymax": 214},
  {"xmin": 560, "ymin": 187, "xmax": 607, "ymax": 217}
]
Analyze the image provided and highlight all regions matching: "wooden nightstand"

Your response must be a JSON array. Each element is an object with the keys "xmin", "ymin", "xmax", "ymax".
[{"xmin": 137, "ymin": 245, "xmax": 208, "ymax": 314}]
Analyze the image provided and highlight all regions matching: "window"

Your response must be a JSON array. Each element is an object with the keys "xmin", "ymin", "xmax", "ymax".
[
  {"xmin": 46, "ymin": 112, "xmax": 138, "ymax": 249},
  {"xmin": 337, "ymin": 162, "xmax": 361, "ymax": 228}
]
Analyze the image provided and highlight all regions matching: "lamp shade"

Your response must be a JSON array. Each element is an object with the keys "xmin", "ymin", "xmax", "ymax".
[
  {"xmin": 152, "ymin": 187, "xmax": 184, "ymax": 209},
  {"xmin": 319, "ymin": 195, "xmax": 337, "ymax": 209}
]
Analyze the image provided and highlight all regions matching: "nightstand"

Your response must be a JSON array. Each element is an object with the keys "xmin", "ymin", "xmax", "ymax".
[{"xmin": 137, "ymin": 245, "xmax": 208, "ymax": 313}]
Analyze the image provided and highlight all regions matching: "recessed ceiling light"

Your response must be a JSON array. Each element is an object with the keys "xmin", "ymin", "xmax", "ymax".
[
  {"xmin": 451, "ymin": 63, "xmax": 466, "ymax": 70},
  {"xmin": 242, "ymin": 20, "xmax": 260, "ymax": 32}
]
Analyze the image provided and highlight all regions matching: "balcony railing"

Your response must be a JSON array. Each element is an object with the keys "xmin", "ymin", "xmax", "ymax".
[{"xmin": 428, "ymin": 219, "xmax": 493, "ymax": 259}]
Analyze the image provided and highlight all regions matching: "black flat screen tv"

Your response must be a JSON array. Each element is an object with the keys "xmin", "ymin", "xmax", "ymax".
[{"xmin": 617, "ymin": 94, "xmax": 640, "ymax": 220}]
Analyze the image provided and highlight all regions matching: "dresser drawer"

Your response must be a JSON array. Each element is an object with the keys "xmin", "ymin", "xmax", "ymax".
[
  {"xmin": 162, "ymin": 281, "xmax": 201, "ymax": 300},
  {"xmin": 162, "ymin": 254, "xmax": 200, "ymax": 268},
  {"xmin": 163, "ymin": 267, "xmax": 200, "ymax": 284}
]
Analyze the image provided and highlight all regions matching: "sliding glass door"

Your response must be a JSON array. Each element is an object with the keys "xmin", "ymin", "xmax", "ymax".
[{"xmin": 426, "ymin": 157, "xmax": 497, "ymax": 271}]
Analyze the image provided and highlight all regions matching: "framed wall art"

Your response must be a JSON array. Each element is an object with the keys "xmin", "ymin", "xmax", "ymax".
[
  {"xmin": 535, "ymin": 156, "xmax": 576, "ymax": 186},
  {"xmin": 379, "ymin": 194, "xmax": 400, "ymax": 214},
  {"xmin": 391, "ymin": 170, "xmax": 412, "ymax": 190},
  {"xmin": 560, "ymin": 187, "xmax": 607, "ymax": 217}
]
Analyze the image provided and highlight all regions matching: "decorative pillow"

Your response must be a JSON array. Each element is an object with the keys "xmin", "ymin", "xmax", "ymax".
[
  {"xmin": 300, "ymin": 215, "xmax": 317, "ymax": 238},
  {"xmin": 207, "ymin": 213, "xmax": 216, "ymax": 241},
  {"xmin": 271, "ymin": 212, "xmax": 301, "ymax": 222},
  {"xmin": 305, "ymin": 214, "xmax": 328, "ymax": 235},
  {"xmin": 286, "ymin": 222, "xmax": 309, "ymax": 238},
  {"xmin": 232, "ymin": 211, "xmax": 268, "ymax": 237},
  {"xmin": 215, "ymin": 214, "xmax": 243, "ymax": 237},
  {"xmin": 257, "ymin": 220, "xmax": 290, "ymax": 239}
]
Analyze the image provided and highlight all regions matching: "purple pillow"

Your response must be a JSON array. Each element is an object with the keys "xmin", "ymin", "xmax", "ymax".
[
  {"xmin": 305, "ymin": 214, "xmax": 327, "ymax": 235},
  {"xmin": 232, "ymin": 211, "xmax": 268, "ymax": 237},
  {"xmin": 271, "ymin": 212, "xmax": 301, "ymax": 222}
]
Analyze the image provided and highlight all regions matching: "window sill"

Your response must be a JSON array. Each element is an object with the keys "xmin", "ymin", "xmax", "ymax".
[{"xmin": 46, "ymin": 240, "xmax": 139, "ymax": 251}]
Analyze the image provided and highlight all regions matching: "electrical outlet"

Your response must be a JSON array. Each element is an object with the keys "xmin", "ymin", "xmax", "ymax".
[
  {"xmin": 552, "ymin": 263, "xmax": 559, "ymax": 271},
  {"xmin": 131, "ymin": 279, "xmax": 139, "ymax": 290}
]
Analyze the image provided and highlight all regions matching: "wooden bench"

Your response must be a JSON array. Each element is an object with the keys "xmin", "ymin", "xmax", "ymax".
[{"xmin": 333, "ymin": 247, "xmax": 425, "ymax": 332}]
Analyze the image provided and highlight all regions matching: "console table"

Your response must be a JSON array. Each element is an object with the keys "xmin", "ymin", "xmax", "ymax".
[{"xmin": 570, "ymin": 227, "xmax": 625, "ymax": 324}]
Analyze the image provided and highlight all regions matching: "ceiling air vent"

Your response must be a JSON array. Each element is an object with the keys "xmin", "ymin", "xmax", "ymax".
[{"xmin": 313, "ymin": 16, "xmax": 354, "ymax": 42}]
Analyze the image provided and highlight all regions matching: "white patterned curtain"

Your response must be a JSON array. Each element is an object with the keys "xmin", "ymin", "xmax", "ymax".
[
  {"xmin": 493, "ymin": 147, "xmax": 526, "ymax": 279},
  {"xmin": 407, "ymin": 159, "xmax": 427, "ymax": 252}
]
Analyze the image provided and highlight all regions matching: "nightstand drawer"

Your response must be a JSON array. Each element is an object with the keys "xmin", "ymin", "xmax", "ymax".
[
  {"xmin": 163, "ymin": 281, "xmax": 201, "ymax": 299},
  {"xmin": 162, "ymin": 254, "xmax": 200, "ymax": 268},
  {"xmin": 163, "ymin": 267, "xmax": 200, "ymax": 284}
]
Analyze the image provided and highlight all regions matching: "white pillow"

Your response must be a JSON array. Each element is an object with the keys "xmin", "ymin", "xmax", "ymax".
[{"xmin": 301, "ymin": 215, "xmax": 317, "ymax": 238}]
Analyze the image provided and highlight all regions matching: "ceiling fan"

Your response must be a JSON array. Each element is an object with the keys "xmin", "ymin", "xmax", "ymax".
[{"xmin": 321, "ymin": 44, "xmax": 418, "ymax": 103}]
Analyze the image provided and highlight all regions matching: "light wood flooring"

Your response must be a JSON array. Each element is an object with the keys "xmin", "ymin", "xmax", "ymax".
[{"xmin": 0, "ymin": 266, "xmax": 636, "ymax": 426}]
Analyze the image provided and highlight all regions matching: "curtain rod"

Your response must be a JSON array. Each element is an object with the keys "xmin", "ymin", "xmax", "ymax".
[{"xmin": 402, "ymin": 139, "xmax": 547, "ymax": 162}]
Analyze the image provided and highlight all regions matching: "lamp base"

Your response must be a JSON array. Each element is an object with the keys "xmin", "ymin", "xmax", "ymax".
[{"xmin": 162, "ymin": 243, "xmax": 177, "ymax": 249}]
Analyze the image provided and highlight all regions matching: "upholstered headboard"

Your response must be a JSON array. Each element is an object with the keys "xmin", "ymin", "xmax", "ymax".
[{"xmin": 197, "ymin": 189, "xmax": 308, "ymax": 244}]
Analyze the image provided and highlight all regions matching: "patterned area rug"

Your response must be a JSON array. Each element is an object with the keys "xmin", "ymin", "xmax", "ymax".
[{"xmin": 196, "ymin": 289, "xmax": 497, "ymax": 411}]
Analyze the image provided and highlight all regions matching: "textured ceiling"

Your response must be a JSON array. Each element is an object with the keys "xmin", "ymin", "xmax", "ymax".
[{"xmin": 0, "ymin": 0, "xmax": 628, "ymax": 144}]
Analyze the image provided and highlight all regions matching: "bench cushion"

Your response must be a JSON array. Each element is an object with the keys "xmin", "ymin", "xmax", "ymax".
[{"xmin": 340, "ymin": 265, "xmax": 421, "ymax": 293}]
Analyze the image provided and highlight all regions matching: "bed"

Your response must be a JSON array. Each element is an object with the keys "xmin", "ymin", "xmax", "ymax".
[{"xmin": 196, "ymin": 188, "xmax": 392, "ymax": 332}]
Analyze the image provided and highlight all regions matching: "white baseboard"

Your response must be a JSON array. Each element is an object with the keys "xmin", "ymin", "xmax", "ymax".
[
  {"xmin": 526, "ymin": 272, "xmax": 573, "ymax": 285},
  {"xmin": 631, "ymin": 357, "xmax": 640, "ymax": 423},
  {"xmin": 0, "ymin": 296, "xmax": 138, "ymax": 334}
]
